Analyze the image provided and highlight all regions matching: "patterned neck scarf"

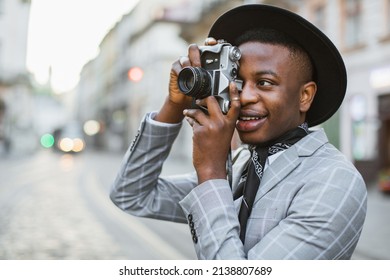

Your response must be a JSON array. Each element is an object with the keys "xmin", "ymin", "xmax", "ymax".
[{"xmin": 235, "ymin": 122, "xmax": 309, "ymax": 243}]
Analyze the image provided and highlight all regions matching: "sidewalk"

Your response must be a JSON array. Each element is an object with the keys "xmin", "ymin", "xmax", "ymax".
[{"xmin": 352, "ymin": 183, "xmax": 390, "ymax": 260}]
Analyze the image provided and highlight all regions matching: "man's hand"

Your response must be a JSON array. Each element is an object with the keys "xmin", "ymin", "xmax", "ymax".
[
  {"xmin": 154, "ymin": 37, "xmax": 219, "ymax": 124},
  {"xmin": 183, "ymin": 82, "xmax": 241, "ymax": 184},
  {"xmin": 154, "ymin": 44, "xmax": 202, "ymax": 123}
]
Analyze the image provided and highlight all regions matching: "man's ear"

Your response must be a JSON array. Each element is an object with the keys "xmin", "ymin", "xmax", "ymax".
[{"xmin": 300, "ymin": 81, "xmax": 317, "ymax": 113}]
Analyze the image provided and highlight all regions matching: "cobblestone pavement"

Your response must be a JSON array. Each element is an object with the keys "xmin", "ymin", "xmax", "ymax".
[
  {"xmin": 0, "ymin": 151, "xmax": 126, "ymax": 259},
  {"xmin": 0, "ymin": 150, "xmax": 196, "ymax": 260}
]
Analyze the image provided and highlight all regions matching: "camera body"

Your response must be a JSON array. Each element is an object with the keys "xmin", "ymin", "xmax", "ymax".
[{"xmin": 177, "ymin": 42, "xmax": 243, "ymax": 114}]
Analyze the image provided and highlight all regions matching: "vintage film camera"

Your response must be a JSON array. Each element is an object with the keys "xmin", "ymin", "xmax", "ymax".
[{"xmin": 177, "ymin": 42, "xmax": 243, "ymax": 114}]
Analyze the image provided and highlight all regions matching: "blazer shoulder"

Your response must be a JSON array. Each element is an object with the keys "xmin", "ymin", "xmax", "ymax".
[{"xmin": 294, "ymin": 129, "xmax": 329, "ymax": 157}]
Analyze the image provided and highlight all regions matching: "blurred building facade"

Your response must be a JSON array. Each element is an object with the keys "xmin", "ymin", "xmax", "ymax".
[
  {"xmin": 76, "ymin": 0, "xmax": 191, "ymax": 155},
  {"xmin": 0, "ymin": 0, "xmax": 34, "ymax": 156},
  {"xmin": 76, "ymin": 0, "xmax": 390, "ymax": 181},
  {"xmin": 337, "ymin": 0, "xmax": 390, "ymax": 182}
]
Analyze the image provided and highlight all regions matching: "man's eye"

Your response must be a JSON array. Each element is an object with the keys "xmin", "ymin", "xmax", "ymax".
[{"xmin": 257, "ymin": 80, "xmax": 272, "ymax": 86}]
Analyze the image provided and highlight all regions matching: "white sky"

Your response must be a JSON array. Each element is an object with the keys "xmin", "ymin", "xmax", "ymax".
[{"xmin": 26, "ymin": 0, "xmax": 138, "ymax": 93}]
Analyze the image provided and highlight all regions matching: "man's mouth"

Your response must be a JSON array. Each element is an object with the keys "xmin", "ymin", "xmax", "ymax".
[
  {"xmin": 236, "ymin": 113, "xmax": 268, "ymax": 132},
  {"xmin": 239, "ymin": 116, "xmax": 265, "ymax": 121}
]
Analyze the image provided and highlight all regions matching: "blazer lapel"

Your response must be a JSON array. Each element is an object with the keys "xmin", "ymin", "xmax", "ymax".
[
  {"xmin": 253, "ymin": 129, "xmax": 329, "ymax": 203},
  {"xmin": 255, "ymin": 147, "xmax": 302, "ymax": 201},
  {"xmin": 232, "ymin": 146, "xmax": 250, "ymax": 193}
]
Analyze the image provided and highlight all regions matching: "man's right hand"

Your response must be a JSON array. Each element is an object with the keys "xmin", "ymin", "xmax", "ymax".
[
  {"xmin": 154, "ymin": 38, "xmax": 218, "ymax": 124},
  {"xmin": 154, "ymin": 44, "xmax": 202, "ymax": 124}
]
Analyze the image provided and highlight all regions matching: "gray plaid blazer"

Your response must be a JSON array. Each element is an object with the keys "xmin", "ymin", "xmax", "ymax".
[{"xmin": 110, "ymin": 113, "xmax": 367, "ymax": 260}]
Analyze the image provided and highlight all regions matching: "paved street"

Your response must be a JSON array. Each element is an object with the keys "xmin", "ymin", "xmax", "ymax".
[
  {"xmin": 0, "ymin": 148, "xmax": 389, "ymax": 260},
  {"xmin": 0, "ymin": 149, "xmax": 196, "ymax": 259}
]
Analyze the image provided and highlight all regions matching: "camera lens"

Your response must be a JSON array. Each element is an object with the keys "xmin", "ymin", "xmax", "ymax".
[{"xmin": 177, "ymin": 67, "xmax": 212, "ymax": 99}]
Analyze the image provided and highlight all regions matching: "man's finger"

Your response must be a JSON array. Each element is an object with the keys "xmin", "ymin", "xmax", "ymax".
[
  {"xmin": 204, "ymin": 37, "xmax": 217, "ymax": 46},
  {"xmin": 188, "ymin": 44, "xmax": 201, "ymax": 67},
  {"xmin": 227, "ymin": 82, "xmax": 241, "ymax": 119},
  {"xmin": 183, "ymin": 108, "xmax": 207, "ymax": 126}
]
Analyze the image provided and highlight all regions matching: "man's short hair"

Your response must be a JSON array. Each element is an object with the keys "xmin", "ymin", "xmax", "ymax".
[{"xmin": 235, "ymin": 28, "xmax": 315, "ymax": 83}]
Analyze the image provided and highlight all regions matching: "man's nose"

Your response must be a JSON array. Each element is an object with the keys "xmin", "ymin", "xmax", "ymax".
[{"xmin": 239, "ymin": 83, "xmax": 258, "ymax": 106}]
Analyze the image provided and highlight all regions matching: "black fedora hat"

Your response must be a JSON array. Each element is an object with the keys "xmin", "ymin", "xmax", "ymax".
[{"xmin": 208, "ymin": 4, "xmax": 347, "ymax": 127}]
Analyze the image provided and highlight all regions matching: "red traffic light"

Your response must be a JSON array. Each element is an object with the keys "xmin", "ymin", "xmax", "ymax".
[{"xmin": 127, "ymin": 67, "xmax": 143, "ymax": 82}]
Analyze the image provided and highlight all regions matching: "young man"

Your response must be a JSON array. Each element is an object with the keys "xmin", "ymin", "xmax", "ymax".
[{"xmin": 110, "ymin": 5, "xmax": 367, "ymax": 259}]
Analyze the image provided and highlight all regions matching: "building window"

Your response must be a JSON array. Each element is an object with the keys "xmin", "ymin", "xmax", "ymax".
[
  {"xmin": 376, "ymin": 0, "xmax": 390, "ymax": 42},
  {"xmin": 341, "ymin": 0, "xmax": 363, "ymax": 49}
]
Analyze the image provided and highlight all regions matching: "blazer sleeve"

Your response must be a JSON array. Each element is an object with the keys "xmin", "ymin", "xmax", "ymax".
[
  {"xmin": 179, "ymin": 179, "xmax": 246, "ymax": 259},
  {"xmin": 110, "ymin": 113, "xmax": 197, "ymax": 224}
]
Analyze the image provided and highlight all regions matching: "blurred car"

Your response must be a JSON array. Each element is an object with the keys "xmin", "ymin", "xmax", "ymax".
[{"xmin": 54, "ymin": 122, "xmax": 86, "ymax": 153}]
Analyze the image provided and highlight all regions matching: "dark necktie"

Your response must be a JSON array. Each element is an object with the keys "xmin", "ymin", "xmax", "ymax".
[{"xmin": 236, "ymin": 123, "xmax": 309, "ymax": 243}]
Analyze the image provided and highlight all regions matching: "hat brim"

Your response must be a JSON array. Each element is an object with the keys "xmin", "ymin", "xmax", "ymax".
[{"xmin": 208, "ymin": 4, "xmax": 347, "ymax": 127}]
